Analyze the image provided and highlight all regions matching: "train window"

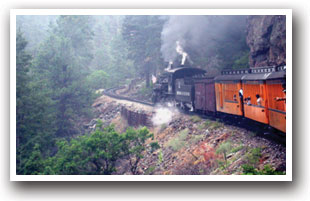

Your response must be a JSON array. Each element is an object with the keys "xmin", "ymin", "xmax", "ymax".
[{"xmin": 224, "ymin": 83, "xmax": 238, "ymax": 102}]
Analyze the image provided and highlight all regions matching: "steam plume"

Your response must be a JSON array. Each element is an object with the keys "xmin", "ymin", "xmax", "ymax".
[{"xmin": 160, "ymin": 16, "xmax": 247, "ymax": 66}]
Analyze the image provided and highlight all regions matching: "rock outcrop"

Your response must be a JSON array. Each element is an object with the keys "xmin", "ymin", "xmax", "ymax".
[{"xmin": 246, "ymin": 15, "xmax": 286, "ymax": 67}]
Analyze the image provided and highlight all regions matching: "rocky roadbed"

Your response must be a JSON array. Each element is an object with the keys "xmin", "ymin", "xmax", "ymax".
[
  {"xmin": 86, "ymin": 94, "xmax": 286, "ymax": 175},
  {"xmin": 136, "ymin": 113, "xmax": 286, "ymax": 175}
]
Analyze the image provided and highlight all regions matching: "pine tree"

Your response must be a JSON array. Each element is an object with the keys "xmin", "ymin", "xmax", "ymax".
[
  {"xmin": 16, "ymin": 31, "xmax": 55, "ymax": 174},
  {"xmin": 34, "ymin": 16, "xmax": 95, "ymax": 137},
  {"xmin": 122, "ymin": 16, "xmax": 164, "ymax": 87}
]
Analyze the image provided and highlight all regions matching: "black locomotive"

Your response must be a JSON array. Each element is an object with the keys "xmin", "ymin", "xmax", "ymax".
[{"xmin": 152, "ymin": 64, "xmax": 286, "ymax": 133}]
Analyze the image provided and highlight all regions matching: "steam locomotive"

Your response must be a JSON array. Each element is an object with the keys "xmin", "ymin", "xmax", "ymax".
[{"xmin": 152, "ymin": 65, "xmax": 286, "ymax": 133}]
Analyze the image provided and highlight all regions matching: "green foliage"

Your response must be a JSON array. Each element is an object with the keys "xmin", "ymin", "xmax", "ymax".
[
  {"xmin": 122, "ymin": 16, "xmax": 164, "ymax": 87},
  {"xmin": 23, "ymin": 144, "xmax": 44, "ymax": 175},
  {"xmin": 203, "ymin": 119, "xmax": 224, "ymax": 130},
  {"xmin": 16, "ymin": 15, "xmax": 57, "ymax": 55},
  {"xmin": 242, "ymin": 164, "xmax": 285, "ymax": 175},
  {"xmin": 231, "ymin": 145, "xmax": 244, "ymax": 153},
  {"xmin": 232, "ymin": 51, "xmax": 249, "ymax": 69},
  {"xmin": 166, "ymin": 128, "xmax": 189, "ymax": 151},
  {"xmin": 144, "ymin": 166, "xmax": 156, "ymax": 175},
  {"xmin": 86, "ymin": 70, "xmax": 109, "ymax": 90},
  {"xmin": 150, "ymin": 142, "xmax": 160, "ymax": 153},
  {"xmin": 16, "ymin": 31, "xmax": 56, "ymax": 174},
  {"xmin": 158, "ymin": 149, "xmax": 164, "ymax": 164},
  {"xmin": 190, "ymin": 134, "xmax": 205, "ymax": 144},
  {"xmin": 216, "ymin": 141, "xmax": 232, "ymax": 168},
  {"xmin": 43, "ymin": 126, "xmax": 158, "ymax": 175},
  {"xmin": 245, "ymin": 147, "xmax": 262, "ymax": 166},
  {"xmin": 191, "ymin": 115, "xmax": 202, "ymax": 123},
  {"xmin": 34, "ymin": 15, "xmax": 96, "ymax": 137},
  {"xmin": 91, "ymin": 16, "xmax": 135, "ymax": 88},
  {"xmin": 123, "ymin": 127, "xmax": 156, "ymax": 174},
  {"xmin": 139, "ymin": 85, "xmax": 153, "ymax": 96},
  {"xmin": 44, "ymin": 125, "xmax": 124, "ymax": 175}
]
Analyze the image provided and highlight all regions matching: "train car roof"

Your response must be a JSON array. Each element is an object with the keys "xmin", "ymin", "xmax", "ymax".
[
  {"xmin": 165, "ymin": 67, "xmax": 206, "ymax": 79},
  {"xmin": 242, "ymin": 67, "xmax": 286, "ymax": 81},
  {"xmin": 214, "ymin": 68, "xmax": 250, "ymax": 81},
  {"xmin": 214, "ymin": 74, "xmax": 246, "ymax": 81},
  {"xmin": 215, "ymin": 66, "xmax": 286, "ymax": 81}
]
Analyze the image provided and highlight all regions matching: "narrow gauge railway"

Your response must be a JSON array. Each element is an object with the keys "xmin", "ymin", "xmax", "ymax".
[
  {"xmin": 103, "ymin": 78, "xmax": 286, "ymax": 145},
  {"xmin": 152, "ymin": 65, "xmax": 286, "ymax": 132}
]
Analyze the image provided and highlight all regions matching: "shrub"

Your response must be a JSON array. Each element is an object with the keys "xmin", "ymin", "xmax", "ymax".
[
  {"xmin": 242, "ymin": 164, "xmax": 285, "ymax": 175},
  {"xmin": 157, "ymin": 149, "xmax": 163, "ymax": 164},
  {"xmin": 166, "ymin": 128, "xmax": 189, "ymax": 151},
  {"xmin": 216, "ymin": 141, "xmax": 232, "ymax": 168},
  {"xmin": 245, "ymin": 147, "xmax": 262, "ymax": 166},
  {"xmin": 231, "ymin": 145, "xmax": 244, "ymax": 153},
  {"xmin": 190, "ymin": 134, "xmax": 205, "ymax": 144}
]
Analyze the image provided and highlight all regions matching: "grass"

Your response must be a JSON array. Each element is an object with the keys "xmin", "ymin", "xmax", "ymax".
[
  {"xmin": 190, "ymin": 134, "xmax": 205, "ymax": 144},
  {"xmin": 166, "ymin": 128, "xmax": 189, "ymax": 151},
  {"xmin": 191, "ymin": 115, "xmax": 202, "ymax": 123},
  {"xmin": 231, "ymin": 145, "xmax": 244, "ymax": 153},
  {"xmin": 203, "ymin": 119, "xmax": 224, "ymax": 130},
  {"xmin": 157, "ymin": 149, "xmax": 163, "ymax": 164}
]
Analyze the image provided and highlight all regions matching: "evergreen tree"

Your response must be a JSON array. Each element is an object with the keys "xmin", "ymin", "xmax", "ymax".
[
  {"xmin": 122, "ymin": 16, "xmax": 164, "ymax": 87},
  {"xmin": 34, "ymin": 15, "xmax": 95, "ymax": 137},
  {"xmin": 90, "ymin": 16, "xmax": 134, "ymax": 88},
  {"xmin": 16, "ymin": 31, "xmax": 55, "ymax": 174}
]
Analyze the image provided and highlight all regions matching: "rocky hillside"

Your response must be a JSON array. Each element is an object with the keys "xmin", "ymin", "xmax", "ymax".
[
  {"xmin": 246, "ymin": 15, "xmax": 286, "ymax": 67},
  {"xmin": 88, "ymin": 94, "xmax": 286, "ymax": 175}
]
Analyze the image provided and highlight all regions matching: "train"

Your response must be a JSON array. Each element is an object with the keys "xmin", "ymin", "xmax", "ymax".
[{"xmin": 152, "ymin": 65, "xmax": 286, "ymax": 133}]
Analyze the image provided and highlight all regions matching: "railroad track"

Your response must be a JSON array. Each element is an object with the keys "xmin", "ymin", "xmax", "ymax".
[
  {"xmin": 103, "ymin": 86, "xmax": 155, "ymax": 107},
  {"xmin": 103, "ymin": 86, "xmax": 285, "ymax": 145}
]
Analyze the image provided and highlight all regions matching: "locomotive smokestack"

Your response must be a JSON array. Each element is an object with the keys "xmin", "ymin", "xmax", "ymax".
[{"xmin": 176, "ymin": 41, "xmax": 188, "ymax": 65}]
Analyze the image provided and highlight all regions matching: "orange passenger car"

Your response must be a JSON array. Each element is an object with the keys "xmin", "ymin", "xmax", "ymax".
[
  {"xmin": 265, "ymin": 66, "xmax": 286, "ymax": 133},
  {"xmin": 214, "ymin": 69, "xmax": 250, "ymax": 116},
  {"xmin": 241, "ymin": 66, "xmax": 286, "ymax": 132}
]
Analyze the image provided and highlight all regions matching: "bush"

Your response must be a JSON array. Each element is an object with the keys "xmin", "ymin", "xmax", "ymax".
[
  {"xmin": 245, "ymin": 147, "xmax": 262, "ymax": 166},
  {"xmin": 86, "ymin": 70, "xmax": 109, "ymax": 90},
  {"xmin": 166, "ymin": 128, "xmax": 189, "ymax": 151},
  {"xmin": 216, "ymin": 141, "xmax": 232, "ymax": 168},
  {"xmin": 158, "ymin": 149, "xmax": 163, "ymax": 164},
  {"xmin": 190, "ymin": 134, "xmax": 205, "ymax": 144},
  {"xmin": 231, "ymin": 145, "xmax": 244, "ymax": 153},
  {"xmin": 43, "ymin": 125, "xmax": 159, "ymax": 175},
  {"xmin": 242, "ymin": 164, "xmax": 285, "ymax": 175}
]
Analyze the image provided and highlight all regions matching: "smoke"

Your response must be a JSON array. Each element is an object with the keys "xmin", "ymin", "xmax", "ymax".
[
  {"xmin": 176, "ymin": 41, "xmax": 188, "ymax": 65},
  {"xmin": 151, "ymin": 103, "xmax": 179, "ymax": 126},
  {"xmin": 160, "ymin": 15, "xmax": 247, "ymax": 65}
]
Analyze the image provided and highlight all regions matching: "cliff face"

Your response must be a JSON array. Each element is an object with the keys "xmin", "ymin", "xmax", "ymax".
[{"xmin": 246, "ymin": 16, "xmax": 286, "ymax": 67}]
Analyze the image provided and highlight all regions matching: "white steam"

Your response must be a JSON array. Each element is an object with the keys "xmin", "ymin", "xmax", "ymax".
[
  {"xmin": 176, "ymin": 41, "xmax": 188, "ymax": 65},
  {"xmin": 152, "ymin": 104, "xmax": 179, "ymax": 126}
]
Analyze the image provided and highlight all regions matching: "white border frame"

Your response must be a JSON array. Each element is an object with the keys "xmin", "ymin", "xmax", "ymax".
[{"xmin": 10, "ymin": 9, "xmax": 292, "ymax": 181}]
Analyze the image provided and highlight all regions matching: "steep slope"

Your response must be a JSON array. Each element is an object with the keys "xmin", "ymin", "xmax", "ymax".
[{"xmin": 246, "ymin": 15, "xmax": 286, "ymax": 67}]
